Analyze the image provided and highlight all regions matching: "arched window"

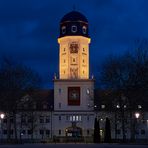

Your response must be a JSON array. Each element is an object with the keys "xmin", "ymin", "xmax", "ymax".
[
  {"xmin": 62, "ymin": 26, "xmax": 66, "ymax": 34},
  {"xmin": 82, "ymin": 26, "xmax": 87, "ymax": 34}
]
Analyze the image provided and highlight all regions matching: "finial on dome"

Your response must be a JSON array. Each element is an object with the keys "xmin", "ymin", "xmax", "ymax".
[
  {"xmin": 54, "ymin": 73, "xmax": 57, "ymax": 79},
  {"xmin": 73, "ymin": 4, "xmax": 76, "ymax": 11},
  {"xmin": 91, "ymin": 74, "xmax": 94, "ymax": 79}
]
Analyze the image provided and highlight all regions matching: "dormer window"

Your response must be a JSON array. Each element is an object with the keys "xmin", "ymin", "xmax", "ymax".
[
  {"xmin": 62, "ymin": 26, "xmax": 66, "ymax": 34},
  {"xmin": 138, "ymin": 105, "xmax": 142, "ymax": 109},
  {"xmin": 82, "ymin": 26, "xmax": 87, "ymax": 34},
  {"xmin": 101, "ymin": 105, "xmax": 105, "ymax": 109},
  {"xmin": 86, "ymin": 88, "xmax": 90, "ymax": 95},
  {"xmin": 71, "ymin": 25, "xmax": 77, "ymax": 33}
]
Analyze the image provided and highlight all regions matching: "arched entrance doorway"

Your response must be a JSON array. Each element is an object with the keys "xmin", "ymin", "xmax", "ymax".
[{"xmin": 65, "ymin": 122, "xmax": 82, "ymax": 137}]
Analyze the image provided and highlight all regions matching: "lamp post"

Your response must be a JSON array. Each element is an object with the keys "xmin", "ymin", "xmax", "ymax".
[
  {"xmin": 114, "ymin": 95, "xmax": 129, "ymax": 142},
  {"xmin": 50, "ymin": 105, "xmax": 53, "ymax": 141},
  {"xmin": 87, "ymin": 104, "xmax": 97, "ymax": 117},
  {"xmin": 87, "ymin": 103, "xmax": 98, "ymax": 142},
  {"xmin": 134, "ymin": 112, "xmax": 140, "ymax": 141},
  {"xmin": 0, "ymin": 113, "xmax": 5, "ymax": 143},
  {"xmin": 135, "ymin": 112, "xmax": 140, "ymax": 119},
  {"xmin": 147, "ymin": 120, "xmax": 148, "ymax": 141}
]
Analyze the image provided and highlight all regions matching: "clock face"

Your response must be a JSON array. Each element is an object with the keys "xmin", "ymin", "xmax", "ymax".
[
  {"xmin": 68, "ymin": 87, "xmax": 80, "ymax": 105},
  {"xmin": 70, "ymin": 43, "xmax": 78, "ymax": 53}
]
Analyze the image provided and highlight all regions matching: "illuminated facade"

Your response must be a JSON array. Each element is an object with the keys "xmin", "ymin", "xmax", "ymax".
[
  {"xmin": 58, "ymin": 36, "xmax": 90, "ymax": 79},
  {"xmin": 1, "ymin": 11, "xmax": 148, "ymax": 143},
  {"xmin": 53, "ymin": 11, "xmax": 95, "ymax": 137}
]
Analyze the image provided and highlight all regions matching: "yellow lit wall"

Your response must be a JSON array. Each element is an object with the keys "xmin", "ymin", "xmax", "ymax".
[{"xmin": 58, "ymin": 36, "xmax": 91, "ymax": 79}]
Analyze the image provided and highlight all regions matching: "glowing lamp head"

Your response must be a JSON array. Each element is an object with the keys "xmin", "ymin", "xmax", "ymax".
[
  {"xmin": 94, "ymin": 105, "xmax": 97, "ymax": 108},
  {"xmin": 0, "ymin": 113, "xmax": 5, "ymax": 119},
  {"xmin": 135, "ymin": 112, "xmax": 140, "ymax": 119},
  {"xmin": 116, "ymin": 105, "xmax": 120, "ymax": 108}
]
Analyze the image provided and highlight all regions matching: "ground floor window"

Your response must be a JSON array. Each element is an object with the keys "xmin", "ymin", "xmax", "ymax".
[
  {"xmin": 46, "ymin": 130, "xmax": 50, "ymax": 135},
  {"xmin": 117, "ymin": 129, "xmax": 121, "ymax": 135},
  {"xmin": 69, "ymin": 115, "xmax": 81, "ymax": 122},
  {"xmin": 65, "ymin": 124, "xmax": 82, "ymax": 137},
  {"xmin": 40, "ymin": 130, "xmax": 44, "ymax": 135},
  {"xmin": 3, "ymin": 130, "xmax": 7, "ymax": 135},
  {"xmin": 28, "ymin": 130, "xmax": 32, "ymax": 135},
  {"xmin": 87, "ymin": 129, "xmax": 89, "ymax": 135},
  {"xmin": 141, "ymin": 129, "xmax": 145, "ymax": 135},
  {"xmin": 59, "ymin": 130, "xmax": 61, "ymax": 135}
]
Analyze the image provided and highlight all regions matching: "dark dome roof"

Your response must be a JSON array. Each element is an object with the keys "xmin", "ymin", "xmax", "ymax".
[{"xmin": 61, "ymin": 11, "xmax": 88, "ymax": 23}]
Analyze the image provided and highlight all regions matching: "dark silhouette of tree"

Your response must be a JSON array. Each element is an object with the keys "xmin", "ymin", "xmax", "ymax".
[
  {"xmin": 0, "ymin": 57, "xmax": 42, "ymax": 142},
  {"xmin": 18, "ymin": 94, "xmax": 38, "ymax": 141},
  {"xmin": 99, "ymin": 39, "xmax": 148, "ymax": 142},
  {"xmin": 104, "ymin": 117, "xmax": 111, "ymax": 143},
  {"xmin": 93, "ymin": 117, "xmax": 101, "ymax": 143}
]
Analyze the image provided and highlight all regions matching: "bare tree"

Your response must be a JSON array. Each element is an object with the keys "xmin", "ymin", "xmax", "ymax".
[
  {"xmin": 0, "ymin": 57, "xmax": 41, "ymax": 142},
  {"xmin": 99, "ymin": 40, "xmax": 148, "ymax": 141}
]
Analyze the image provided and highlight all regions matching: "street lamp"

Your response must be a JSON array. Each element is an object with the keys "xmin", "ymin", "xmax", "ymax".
[
  {"xmin": 0, "ymin": 113, "xmax": 5, "ymax": 143},
  {"xmin": 0, "ymin": 114, "xmax": 5, "ymax": 120},
  {"xmin": 113, "ymin": 95, "xmax": 129, "ymax": 142},
  {"xmin": 147, "ymin": 120, "xmax": 148, "ymax": 140},
  {"xmin": 134, "ymin": 112, "xmax": 140, "ymax": 141},
  {"xmin": 50, "ymin": 105, "xmax": 53, "ymax": 140},
  {"xmin": 135, "ymin": 112, "xmax": 140, "ymax": 119}
]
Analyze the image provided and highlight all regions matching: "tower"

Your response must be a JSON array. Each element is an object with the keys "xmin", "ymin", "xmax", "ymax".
[
  {"xmin": 58, "ymin": 11, "xmax": 90, "ymax": 80},
  {"xmin": 53, "ymin": 11, "xmax": 94, "ymax": 137}
]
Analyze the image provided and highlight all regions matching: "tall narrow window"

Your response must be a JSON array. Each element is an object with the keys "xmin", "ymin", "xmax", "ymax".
[
  {"xmin": 22, "ymin": 130, "xmax": 26, "ymax": 135},
  {"xmin": 59, "ymin": 88, "xmax": 61, "ymax": 94},
  {"xmin": 87, "ymin": 115, "xmax": 89, "ymax": 121},
  {"xmin": 10, "ymin": 130, "xmax": 13, "ymax": 135},
  {"xmin": 46, "ymin": 130, "xmax": 50, "ymax": 136},
  {"xmin": 87, "ymin": 130, "xmax": 89, "ymax": 135},
  {"xmin": 28, "ymin": 130, "xmax": 32, "ymax": 135},
  {"xmin": 59, "ymin": 130, "xmax": 61, "ymax": 135},
  {"xmin": 76, "ymin": 116, "xmax": 79, "ymax": 121},
  {"xmin": 73, "ymin": 116, "xmax": 75, "ymax": 121},
  {"xmin": 66, "ymin": 115, "xmax": 69, "ymax": 121},
  {"xmin": 141, "ymin": 129, "xmax": 145, "ymax": 135},
  {"xmin": 40, "ymin": 116, "xmax": 44, "ymax": 123},
  {"xmin": 3, "ymin": 130, "xmax": 7, "ymax": 135},
  {"xmin": 46, "ymin": 116, "xmax": 50, "ymax": 123},
  {"xmin": 40, "ymin": 130, "xmax": 44, "ymax": 135},
  {"xmin": 82, "ymin": 26, "xmax": 87, "ymax": 34},
  {"xmin": 59, "ymin": 103, "xmax": 61, "ymax": 109},
  {"xmin": 79, "ymin": 116, "xmax": 82, "ymax": 121}
]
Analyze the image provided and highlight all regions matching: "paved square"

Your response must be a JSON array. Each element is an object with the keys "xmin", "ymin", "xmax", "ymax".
[{"xmin": 0, "ymin": 144, "xmax": 148, "ymax": 148}]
